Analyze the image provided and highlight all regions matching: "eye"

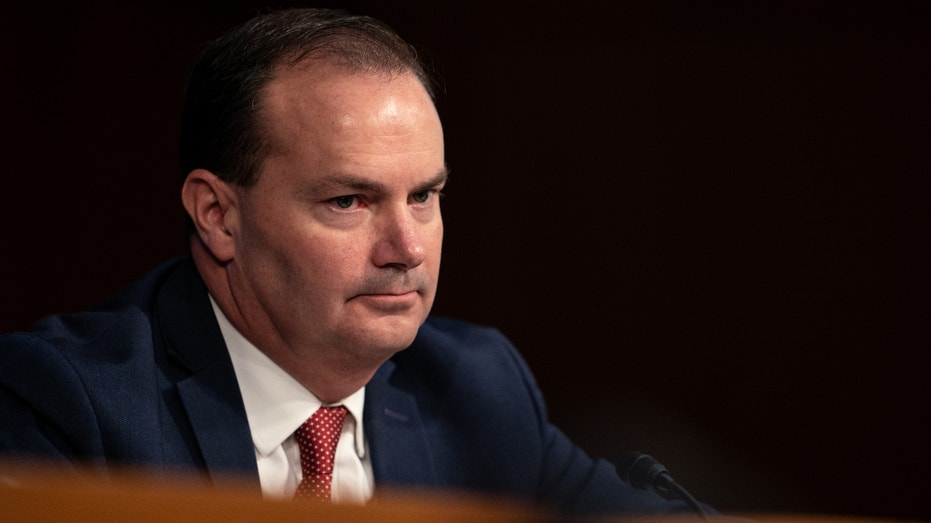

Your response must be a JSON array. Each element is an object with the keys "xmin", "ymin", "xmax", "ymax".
[
  {"xmin": 411, "ymin": 189, "xmax": 442, "ymax": 204},
  {"xmin": 329, "ymin": 195, "xmax": 358, "ymax": 209}
]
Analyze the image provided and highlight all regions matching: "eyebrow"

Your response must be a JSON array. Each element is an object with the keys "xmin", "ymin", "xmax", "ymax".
[
  {"xmin": 414, "ymin": 168, "xmax": 450, "ymax": 193},
  {"xmin": 301, "ymin": 167, "xmax": 449, "ymax": 197}
]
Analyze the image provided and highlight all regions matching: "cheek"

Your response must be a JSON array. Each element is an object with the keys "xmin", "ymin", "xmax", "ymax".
[{"xmin": 288, "ymin": 233, "xmax": 368, "ymax": 290}]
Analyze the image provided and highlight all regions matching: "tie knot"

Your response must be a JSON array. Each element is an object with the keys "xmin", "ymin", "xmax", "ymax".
[{"xmin": 311, "ymin": 405, "xmax": 348, "ymax": 428}]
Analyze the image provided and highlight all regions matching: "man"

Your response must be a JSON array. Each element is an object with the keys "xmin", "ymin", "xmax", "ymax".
[{"xmin": 0, "ymin": 8, "xmax": 706, "ymax": 516}]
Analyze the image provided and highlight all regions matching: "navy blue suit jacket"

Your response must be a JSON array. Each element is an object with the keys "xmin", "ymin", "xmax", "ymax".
[{"xmin": 0, "ymin": 258, "xmax": 691, "ymax": 515}]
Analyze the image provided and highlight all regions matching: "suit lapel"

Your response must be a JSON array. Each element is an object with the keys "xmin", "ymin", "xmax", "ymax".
[
  {"xmin": 176, "ymin": 364, "xmax": 258, "ymax": 483},
  {"xmin": 364, "ymin": 358, "xmax": 439, "ymax": 489},
  {"xmin": 155, "ymin": 259, "xmax": 259, "ymax": 486}
]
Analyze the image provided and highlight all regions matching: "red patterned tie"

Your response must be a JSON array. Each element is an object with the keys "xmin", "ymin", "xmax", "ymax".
[{"xmin": 294, "ymin": 405, "xmax": 348, "ymax": 501}]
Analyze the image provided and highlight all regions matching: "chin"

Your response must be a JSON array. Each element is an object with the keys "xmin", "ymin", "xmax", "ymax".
[{"xmin": 356, "ymin": 318, "xmax": 422, "ymax": 354}]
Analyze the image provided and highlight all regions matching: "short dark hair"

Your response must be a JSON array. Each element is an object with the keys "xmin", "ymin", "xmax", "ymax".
[{"xmin": 179, "ymin": 8, "xmax": 435, "ymax": 188}]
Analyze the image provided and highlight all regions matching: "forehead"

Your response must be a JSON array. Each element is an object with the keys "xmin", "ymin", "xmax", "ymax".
[
  {"xmin": 253, "ymin": 61, "xmax": 445, "ymax": 189},
  {"xmin": 259, "ymin": 61, "xmax": 441, "ymax": 149}
]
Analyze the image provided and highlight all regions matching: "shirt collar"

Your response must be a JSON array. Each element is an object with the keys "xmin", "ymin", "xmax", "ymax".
[{"xmin": 209, "ymin": 296, "xmax": 367, "ymax": 459}]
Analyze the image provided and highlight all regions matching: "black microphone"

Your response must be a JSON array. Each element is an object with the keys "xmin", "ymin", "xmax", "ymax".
[{"xmin": 616, "ymin": 451, "xmax": 711, "ymax": 519}]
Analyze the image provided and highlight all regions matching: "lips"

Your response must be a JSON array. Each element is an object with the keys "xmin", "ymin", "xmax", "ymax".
[
  {"xmin": 350, "ymin": 289, "xmax": 419, "ymax": 302},
  {"xmin": 351, "ymin": 291, "xmax": 420, "ymax": 313},
  {"xmin": 350, "ymin": 272, "xmax": 428, "ymax": 302}
]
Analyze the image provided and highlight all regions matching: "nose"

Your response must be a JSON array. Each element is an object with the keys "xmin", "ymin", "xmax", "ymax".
[{"xmin": 371, "ymin": 205, "xmax": 427, "ymax": 271}]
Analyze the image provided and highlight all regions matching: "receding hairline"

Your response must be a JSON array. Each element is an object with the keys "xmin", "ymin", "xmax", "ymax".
[
  {"xmin": 179, "ymin": 7, "xmax": 439, "ymax": 189},
  {"xmin": 269, "ymin": 22, "xmax": 435, "ymax": 99},
  {"xmin": 273, "ymin": 50, "xmax": 426, "ymax": 84},
  {"xmin": 253, "ymin": 58, "xmax": 439, "ymax": 167}
]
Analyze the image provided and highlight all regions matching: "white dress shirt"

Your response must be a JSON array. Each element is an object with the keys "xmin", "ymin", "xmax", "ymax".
[{"xmin": 210, "ymin": 297, "xmax": 374, "ymax": 503}]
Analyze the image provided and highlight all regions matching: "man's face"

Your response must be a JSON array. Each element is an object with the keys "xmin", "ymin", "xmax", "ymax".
[{"xmin": 225, "ymin": 63, "xmax": 445, "ymax": 368}]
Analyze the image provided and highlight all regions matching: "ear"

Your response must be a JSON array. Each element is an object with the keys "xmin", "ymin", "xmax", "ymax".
[{"xmin": 181, "ymin": 169, "xmax": 238, "ymax": 262}]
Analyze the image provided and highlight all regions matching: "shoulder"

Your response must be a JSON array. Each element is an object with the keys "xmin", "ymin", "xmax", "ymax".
[
  {"xmin": 0, "ymin": 257, "xmax": 191, "ymax": 369},
  {"xmin": 389, "ymin": 316, "xmax": 543, "ymax": 410},
  {"xmin": 416, "ymin": 316, "xmax": 513, "ymax": 350},
  {"xmin": 407, "ymin": 316, "xmax": 529, "ymax": 373},
  {"xmin": 0, "ymin": 258, "xmax": 202, "ymax": 460}
]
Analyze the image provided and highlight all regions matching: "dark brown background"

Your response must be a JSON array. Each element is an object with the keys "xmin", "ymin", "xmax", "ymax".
[{"xmin": 1, "ymin": 1, "xmax": 923, "ymax": 519}]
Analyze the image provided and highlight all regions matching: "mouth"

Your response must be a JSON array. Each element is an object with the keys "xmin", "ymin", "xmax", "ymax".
[{"xmin": 350, "ymin": 291, "xmax": 420, "ymax": 311}]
